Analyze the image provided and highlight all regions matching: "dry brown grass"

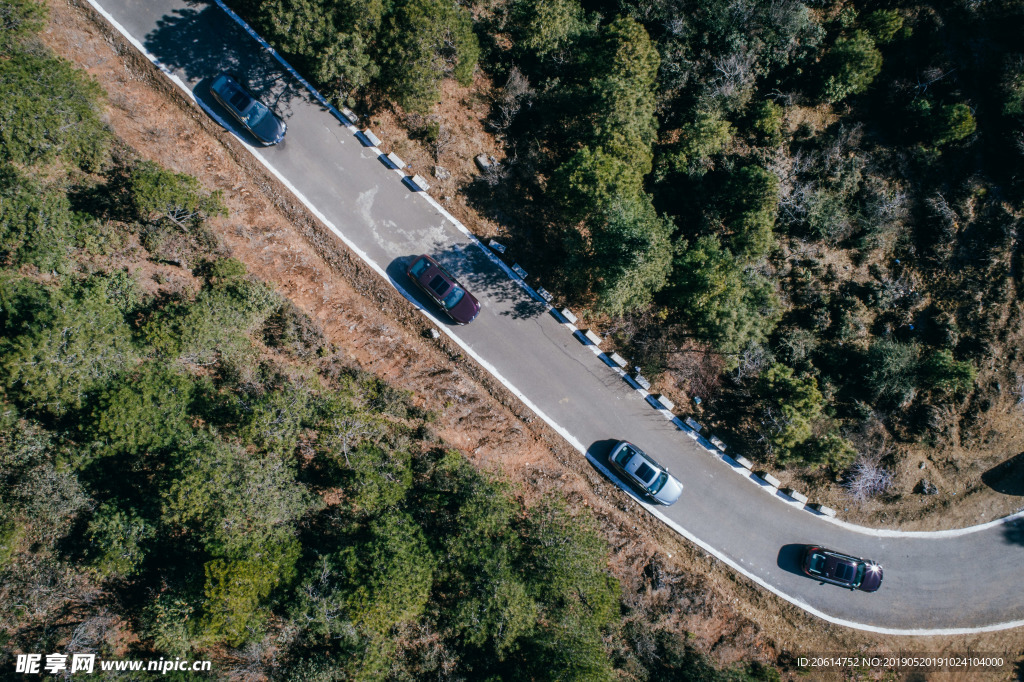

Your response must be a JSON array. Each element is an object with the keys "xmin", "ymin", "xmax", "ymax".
[{"xmin": 43, "ymin": 0, "xmax": 1024, "ymax": 675}]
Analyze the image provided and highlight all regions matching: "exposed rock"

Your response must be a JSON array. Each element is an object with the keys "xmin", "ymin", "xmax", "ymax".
[
  {"xmin": 433, "ymin": 165, "xmax": 450, "ymax": 180},
  {"xmin": 915, "ymin": 479, "xmax": 938, "ymax": 495},
  {"xmin": 474, "ymin": 153, "xmax": 496, "ymax": 171}
]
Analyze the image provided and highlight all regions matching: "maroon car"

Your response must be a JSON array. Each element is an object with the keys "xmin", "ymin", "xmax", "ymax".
[
  {"xmin": 406, "ymin": 255, "xmax": 481, "ymax": 325},
  {"xmin": 802, "ymin": 546, "xmax": 883, "ymax": 592}
]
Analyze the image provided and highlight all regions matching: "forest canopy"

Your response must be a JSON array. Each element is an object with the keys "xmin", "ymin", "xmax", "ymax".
[
  {"xmin": 224, "ymin": 0, "xmax": 1023, "ymax": 477},
  {"xmin": 0, "ymin": 3, "xmax": 773, "ymax": 678}
]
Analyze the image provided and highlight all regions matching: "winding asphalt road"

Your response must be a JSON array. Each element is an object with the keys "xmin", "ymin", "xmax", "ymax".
[{"xmin": 83, "ymin": 0, "xmax": 1024, "ymax": 634}]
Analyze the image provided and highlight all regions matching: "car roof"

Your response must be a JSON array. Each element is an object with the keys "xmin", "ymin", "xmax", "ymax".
[
  {"xmin": 621, "ymin": 447, "xmax": 662, "ymax": 485},
  {"xmin": 213, "ymin": 74, "xmax": 255, "ymax": 109}
]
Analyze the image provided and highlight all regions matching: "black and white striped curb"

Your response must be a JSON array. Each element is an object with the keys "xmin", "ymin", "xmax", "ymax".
[
  {"xmin": 82, "ymin": 0, "xmax": 1024, "ymax": 636},
  {"xmin": 212, "ymin": 0, "xmax": 835, "ymax": 520},
  {"xmin": 544, "ymin": 303, "xmax": 838, "ymax": 519}
]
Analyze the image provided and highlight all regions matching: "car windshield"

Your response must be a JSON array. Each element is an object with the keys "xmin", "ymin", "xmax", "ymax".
[
  {"xmin": 442, "ymin": 286, "xmax": 466, "ymax": 309},
  {"xmin": 853, "ymin": 563, "xmax": 866, "ymax": 587},
  {"xmin": 409, "ymin": 258, "xmax": 430, "ymax": 278},
  {"xmin": 650, "ymin": 471, "xmax": 669, "ymax": 493},
  {"xmin": 241, "ymin": 101, "xmax": 270, "ymax": 127},
  {"xmin": 615, "ymin": 446, "xmax": 635, "ymax": 465}
]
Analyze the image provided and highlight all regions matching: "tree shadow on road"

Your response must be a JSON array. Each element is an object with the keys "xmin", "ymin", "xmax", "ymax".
[
  {"xmin": 143, "ymin": 3, "xmax": 309, "ymax": 118},
  {"xmin": 428, "ymin": 244, "xmax": 548, "ymax": 320},
  {"xmin": 1003, "ymin": 517, "xmax": 1024, "ymax": 546}
]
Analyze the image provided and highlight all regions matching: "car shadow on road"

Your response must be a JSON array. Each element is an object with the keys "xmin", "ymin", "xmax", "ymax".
[
  {"xmin": 191, "ymin": 76, "xmax": 270, "ymax": 148},
  {"xmin": 386, "ymin": 255, "xmax": 437, "ymax": 318},
  {"xmin": 426, "ymin": 245, "xmax": 548, "ymax": 320},
  {"xmin": 144, "ymin": 3, "xmax": 307, "ymax": 119},
  {"xmin": 982, "ymin": 452, "xmax": 1024, "ymax": 496},
  {"xmin": 777, "ymin": 544, "xmax": 809, "ymax": 577},
  {"xmin": 586, "ymin": 440, "xmax": 619, "ymax": 463},
  {"xmin": 585, "ymin": 440, "xmax": 654, "ymax": 505}
]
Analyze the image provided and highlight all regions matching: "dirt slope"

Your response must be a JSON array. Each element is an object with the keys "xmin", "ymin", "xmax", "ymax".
[{"xmin": 43, "ymin": 1, "xmax": 1024, "ymax": 676}]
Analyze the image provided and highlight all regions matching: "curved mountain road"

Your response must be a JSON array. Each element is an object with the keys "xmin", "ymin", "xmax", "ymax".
[{"xmin": 84, "ymin": 0, "xmax": 1024, "ymax": 634}]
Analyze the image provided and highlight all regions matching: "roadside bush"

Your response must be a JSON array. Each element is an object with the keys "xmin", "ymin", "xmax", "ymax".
[
  {"xmin": 256, "ymin": 0, "xmax": 381, "ymax": 99},
  {"xmin": 669, "ymin": 235, "xmax": 781, "ymax": 363},
  {"xmin": 919, "ymin": 349, "xmax": 976, "ymax": 395},
  {"xmin": 588, "ymin": 197, "xmax": 674, "ymax": 317},
  {"xmin": 127, "ymin": 161, "xmax": 226, "ymax": 227},
  {"xmin": 0, "ymin": 49, "xmax": 108, "ymax": 169},
  {"xmin": 378, "ymin": 0, "xmax": 479, "ymax": 112},
  {"xmin": 818, "ymin": 31, "xmax": 882, "ymax": 104},
  {"xmin": 758, "ymin": 363, "xmax": 826, "ymax": 464},
  {"xmin": 1, "ymin": 276, "xmax": 133, "ymax": 418},
  {"xmin": 85, "ymin": 501, "xmax": 155, "ymax": 579},
  {"xmin": 0, "ymin": 165, "xmax": 76, "ymax": 270},
  {"xmin": 801, "ymin": 430, "xmax": 857, "ymax": 470},
  {"xmin": 863, "ymin": 339, "xmax": 919, "ymax": 408}
]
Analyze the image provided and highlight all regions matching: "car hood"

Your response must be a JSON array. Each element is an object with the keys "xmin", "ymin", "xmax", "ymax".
[
  {"xmin": 251, "ymin": 111, "xmax": 286, "ymax": 144},
  {"xmin": 859, "ymin": 564, "xmax": 883, "ymax": 592},
  {"xmin": 448, "ymin": 291, "xmax": 481, "ymax": 324},
  {"xmin": 653, "ymin": 475, "xmax": 683, "ymax": 506}
]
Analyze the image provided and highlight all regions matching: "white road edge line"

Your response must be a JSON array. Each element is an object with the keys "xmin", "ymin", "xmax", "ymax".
[
  {"xmin": 585, "ymin": 454, "xmax": 1024, "ymax": 636},
  {"xmin": 83, "ymin": 0, "xmax": 1024, "ymax": 635}
]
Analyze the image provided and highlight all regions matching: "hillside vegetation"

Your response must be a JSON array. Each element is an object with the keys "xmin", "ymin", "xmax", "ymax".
[
  {"xmin": 230, "ymin": 0, "xmax": 1024, "ymax": 496},
  {"xmin": 0, "ymin": 2, "xmax": 778, "ymax": 678}
]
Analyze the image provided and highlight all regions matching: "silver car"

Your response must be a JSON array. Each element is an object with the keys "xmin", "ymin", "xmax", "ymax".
[
  {"xmin": 209, "ymin": 73, "xmax": 286, "ymax": 145},
  {"xmin": 608, "ymin": 441, "xmax": 683, "ymax": 505}
]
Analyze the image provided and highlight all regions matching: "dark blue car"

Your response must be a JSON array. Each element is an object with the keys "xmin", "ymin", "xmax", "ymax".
[
  {"xmin": 209, "ymin": 73, "xmax": 286, "ymax": 145},
  {"xmin": 802, "ymin": 546, "xmax": 883, "ymax": 592}
]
